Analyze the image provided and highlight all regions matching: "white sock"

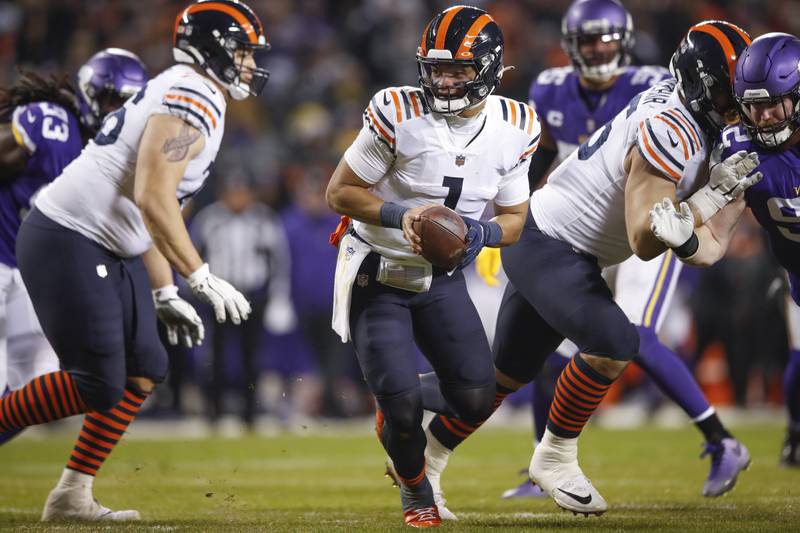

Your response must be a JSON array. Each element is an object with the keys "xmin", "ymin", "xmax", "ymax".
[
  {"xmin": 540, "ymin": 428, "xmax": 578, "ymax": 459},
  {"xmin": 57, "ymin": 468, "xmax": 94, "ymax": 489},
  {"xmin": 424, "ymin": 427, "xmax": 452, "ymax": 475}
]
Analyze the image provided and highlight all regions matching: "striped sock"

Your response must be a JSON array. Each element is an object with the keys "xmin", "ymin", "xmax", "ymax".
[
  {"xmin": 398, "ymin": 463, "xmax": 426, "ymax": 488},
  {"xmin": 67, "ymin": 386, "xmax": 148, "ymax": 476},
  {"xmin": 547, "ymin": 355, "xmax": 613, "ymax": 438},
  {"xmin": 428, "ymin": 384, "xmax": 514, "ymax": 451},
  {"xmin": 0, "ymin": 371, "xmax": 88, "ymax": 432}
]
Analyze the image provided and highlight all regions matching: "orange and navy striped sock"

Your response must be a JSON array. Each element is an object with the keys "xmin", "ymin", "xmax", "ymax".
[
  {"xmin": 547, "ymin": 355, "xmax": 613, "ymax": 438},
  {"xmin": 67, "ymin": 386, "xmax": 148, "ymax": 476},
  {"xmin": 428, "ymin": 384, "xmax": 514, "ymax": 451},
  {"xmin": 398, "ymin": 463, "xmax": 426, "ymax": 488},
  {"xmin": 0, "ymin": 371, "xmax": 88, "ymax": 432}
]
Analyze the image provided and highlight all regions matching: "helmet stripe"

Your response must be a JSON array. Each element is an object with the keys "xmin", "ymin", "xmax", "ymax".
[
  {"xmin": 691, "ymin": 22, "xmax": 742, "ymax": 82},
  {"xmin": 180, "ymin": 2, "xmax": 259, "ymax": 45},
  {"xmin": 419, "ymin": 19, "xmax": 433, "ymax": 55},
  {"xmin": 434, "ymin": 6, "xmax": 464, "ymax": 51},
  {"xmin": 455, "ymin": 14, "xmax": 494, "ymax": 59}
]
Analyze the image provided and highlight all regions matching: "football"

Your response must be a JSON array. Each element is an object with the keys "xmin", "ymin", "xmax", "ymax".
[{"xmin": 412, "ymin": 205, "xmax": 468, "ymax": 270}]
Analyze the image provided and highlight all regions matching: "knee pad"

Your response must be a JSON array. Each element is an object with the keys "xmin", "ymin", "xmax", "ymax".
[
  {"xmin": 442, "ymin": 382, "xmax": 496, "ymax": 425},
  {"xmin": 377, "ymin": 388, "xmax": 423, "ymax": 438},
  {"xmin": 72, "ymin": 372, "xmax": 125, "ymax": 412}
]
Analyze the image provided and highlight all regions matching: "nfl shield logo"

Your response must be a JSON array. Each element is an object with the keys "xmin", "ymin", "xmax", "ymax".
[
  {"xmin": 357, "ymin": 273, "xmax": 369, "ymax": 287},
  {"xmin": 455, "ymin": 154, "xmax": 466, "ymax": 167}
]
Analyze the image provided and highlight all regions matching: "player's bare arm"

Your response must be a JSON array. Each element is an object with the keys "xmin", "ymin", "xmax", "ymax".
[
  {"xmin": 141, "ymin": 245, "xmax": 174, "ymax": 289},
  {"xmin": 326, "ymin": 158, "xmax": 436, "ymax": 253},
  {"xmin": 0, "ymin": 123, "xmax": 28, "ymax": 180},
  {"xmin": 624, "ymin": 146, "xmax": 678, "ymax": 260},
  {"xmin": 491, "ymin": 200, "xmax": 529, "ymax": 246},
  {"xmin": 134, "ymin": 114, "xmax": 205, "ymax": 278}
]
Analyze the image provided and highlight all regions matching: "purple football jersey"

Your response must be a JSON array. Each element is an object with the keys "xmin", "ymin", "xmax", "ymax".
[
  {"xmin": 5, "ymin": 101, "xmax": 83, "ymax": 266},
  {"xmin": 721, "ymin": 124, "xmax": 800, "ymax": 305},
  {"xmin": 529, "ymin": 65, "xmax": 671, "ymax": 158}
]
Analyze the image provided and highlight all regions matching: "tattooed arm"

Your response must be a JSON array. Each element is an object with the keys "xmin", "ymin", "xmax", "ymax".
[{"xmin": 134, "ymin": 114, "xmax": 205, "ymax": 277}]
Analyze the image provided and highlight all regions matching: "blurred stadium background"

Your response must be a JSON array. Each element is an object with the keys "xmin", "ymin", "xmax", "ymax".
[{"xmin": 3, "ymin": 1, "xmax": 800, "ymax": 530}]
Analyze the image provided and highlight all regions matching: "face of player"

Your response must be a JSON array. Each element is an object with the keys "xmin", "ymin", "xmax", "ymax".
[
  {"xmin": 234, "ymin": 48, "xmax": 257, "ymax": 84},
  {"xmin": 742, "ymin": 95, "xmax": 794, "ymax": 129},
  {"xmin": 577, "ymin": 34, "xmax": 622, "ymax": 67},
  {"xmin": 429, "ymin": 63, "xmax": 478, "ymax": 99}
]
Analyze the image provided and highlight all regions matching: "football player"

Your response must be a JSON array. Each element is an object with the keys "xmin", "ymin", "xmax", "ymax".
[
  {"xmin": 418, "ymin": 20, "xmax": 759, "ymax": 516},
  {"xmin": 0, "ymin": 0, "xmax": 267, "ymax": 521},
  {"xmin": 326, "ymin": 5, "xmax": 537, "ymax": 527},
  {"xmin": 474, "ymin": 0, "xmax": 746, "ymax": 501},
  {"xmin": 0, "ymin": 48, "xmax": 148, "ymax": 446},
  {"xmin": 650, "ymin": 32, "xmax": 800, "ymax": 470}
]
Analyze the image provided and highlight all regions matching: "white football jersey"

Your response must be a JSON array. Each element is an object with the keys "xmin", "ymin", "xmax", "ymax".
[
  {"xmin": 36, "ymin": 64, "xmax": 226, "ymax": 258},
  {"xmin": 530, "ymin": 78, "xmax": 709, "ymax": 267},
  {"xmin": 344, "ymin": 86, "xmax": 539, "ymax": 261}
]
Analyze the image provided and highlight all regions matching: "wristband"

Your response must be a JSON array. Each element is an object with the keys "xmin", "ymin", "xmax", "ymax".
[
  {"xmin": 673, "ymin": 232, "xmax": 699, "ymax": 259},
  {"xmin": 379, "ymin": 202, "xmax": 408, "ymax": 229},
  {"xmin": 482, "ymin": 220, "xmax": 503, "ymax": 247}
]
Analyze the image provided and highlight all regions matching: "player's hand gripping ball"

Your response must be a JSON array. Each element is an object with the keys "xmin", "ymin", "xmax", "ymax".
[{"xmin": 411, "ymin": 205, "xmax": 468, "ymax": 270}]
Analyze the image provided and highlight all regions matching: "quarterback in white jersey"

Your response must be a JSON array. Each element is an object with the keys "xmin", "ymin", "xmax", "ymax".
[
  {"xmin": 2, "ymin": 1, "xmax": 268, "ymax": 522},
  {"xmin": 414, "ymin": 20, "xmax": 759, "ymax": 517},
  {"xmin": 326, "ymin": 6, "xmax": 535, "ymax": 527}
]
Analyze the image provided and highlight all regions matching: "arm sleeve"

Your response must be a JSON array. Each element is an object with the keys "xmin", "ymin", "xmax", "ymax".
[
  {"xmin": 342, "ymin": 89, "xmax": 398, "ymax": 184},
  {"xmin": 153, "ymin": 76, "xmax": 224, "ymax": 137},
  {"xmin": 636, "ymin": 110, "xmax": 701, "ymax": 183}
]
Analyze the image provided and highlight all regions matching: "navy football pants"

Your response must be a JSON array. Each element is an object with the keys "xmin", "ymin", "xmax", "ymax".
[
  {"xmin": 494, "ymin": 212, "xmax": 639, "ymax": 384},
  {"xmin": 16, "ymin": 208, "xmax": 167, "ymax": 411}
]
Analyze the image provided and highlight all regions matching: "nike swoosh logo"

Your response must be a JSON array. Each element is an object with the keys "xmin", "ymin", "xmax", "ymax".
[
  {"xmin": 383, "ymin": 92, "xmax": 391, "ymax": 106},
  {"xmin": 556, "ymin": 488, "xmax": 592, "ymax": 505},
  {"xmin": 27, "ymin": 110, "xmax": 36, "ymax": 123},
  {"xmin": 667, "ymin": 130, "xmax": 679, "ymax": 148}
]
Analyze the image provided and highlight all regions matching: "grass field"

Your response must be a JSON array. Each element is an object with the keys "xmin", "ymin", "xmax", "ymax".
[{"xmin": 1, "ymin": 424, "xmax": 797, "ymax": 531}]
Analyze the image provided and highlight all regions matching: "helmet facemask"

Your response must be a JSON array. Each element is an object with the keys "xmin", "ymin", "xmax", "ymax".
[
  {"xmin": 205, "ymin": 32, "xmax": 270, "ymax": 100},
  {"xmin": 417, "ymin": 48, "xmax": 502, "ymax": 115},
  {"xmin": 563, "ymin": 30, "xmax": 631, "ymax": 83},
  {"xmin": 737, "ymin": 90, "xmax": 800, "ymax": 148}
]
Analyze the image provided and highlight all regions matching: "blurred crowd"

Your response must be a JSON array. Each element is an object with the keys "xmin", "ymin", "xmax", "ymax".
[{"xmin": 2, "ymin": 0, "xmax": 797, "ymax": 427}]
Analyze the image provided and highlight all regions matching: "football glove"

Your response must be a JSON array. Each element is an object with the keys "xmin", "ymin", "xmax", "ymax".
[
  {"xmin": 649, "ymin": 198, "xmax": 695, "ymax": 249},
  {"xmin": 458, "ymin": 217, "xmax": 502, "ymax": 270},
  {"xmin": 152, "ymin": 284, "xmax": 205, "ymax": 348},
  {"xmin": 689, "ymin": 147, "xmax": 762, "ymax": 222},
  {"xmin": 185, "ymin": 263, "xmax": 251, "ymax": 325},
  {"xmin": 475, "ymin": 247, "xmax": 502, "ymax": 286}
]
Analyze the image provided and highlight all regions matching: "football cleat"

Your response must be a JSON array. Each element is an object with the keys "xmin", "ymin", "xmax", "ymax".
[
  {"xmin": 386, "ymin": 456, "xmax": 457, "ymax": 521},
  {"xmin": 780, "ymin": 429, "xmax": 800, "ymax": 467},
  {"xmin": 501, "ymin": 470, "xmax": 549, "ymax": 499},
  {"xmin": 529, "ymin": 430, "xmax": 607, "ymax": 516},
  {"xmin": 403, "ymin": 506, "xmax": 441, "ymax": 528},
  {"xmin": 42, "ymin": 484, "xmax": 140, "ymax": 521},
  {"xmin": 701, "ymin": 438, "xmax": 751, "ymax": 497}
]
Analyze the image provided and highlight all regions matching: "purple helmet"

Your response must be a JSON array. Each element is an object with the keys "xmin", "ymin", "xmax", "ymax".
[
  {"xmin": 76, "ymin": 48, "xmax": 148, "ymax": 131},
  {"xmin": 561, "ymin": 0, "xmax": 634, "ymax": 83},
  {"xmin": 735, "ymin": 32, "xmax": 800, "ymax": 148}
]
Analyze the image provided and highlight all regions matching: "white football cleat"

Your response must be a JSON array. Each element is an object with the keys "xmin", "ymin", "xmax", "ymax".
[
  {"xmin": 529, "ymin": 429, "xmax": 607, "ymax": 516},
  {"xmin": 42, "ymin": 484, "xmax": 140, "ymax": 522}
]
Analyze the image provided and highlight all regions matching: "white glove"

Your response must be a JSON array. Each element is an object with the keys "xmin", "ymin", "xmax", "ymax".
[
  {"xmin": 649, "ymin": 198, "xmax": 695, "ymax": 248},
  {"xmin": 263, "ymin": 297, "xmax": 297, "ymax": 335},
  {"xmin": 185, "ymin": 263, "xmax": 251, "ymax": 325},
  {"xmin": 153, "ymin": 285, "xmax": 205, "ymax": 347},
  {"xmin": 689, "ymin": 147, "xmax": 762, "ymax": 222}
]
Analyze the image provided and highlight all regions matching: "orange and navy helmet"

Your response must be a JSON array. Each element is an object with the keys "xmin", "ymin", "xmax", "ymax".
[
  {"xmin": 670, "ymin": 20, "xmax": 751, "ymax": 135},
  {"xmin": 173, "ymin": 0, "xmax": 270, "ymax": 100},
  {"xmin": 416, "ymin": 6, "xmax": 505, "ymax": 114}
]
